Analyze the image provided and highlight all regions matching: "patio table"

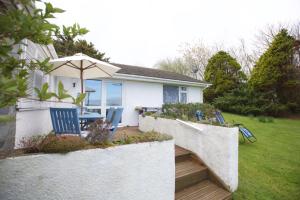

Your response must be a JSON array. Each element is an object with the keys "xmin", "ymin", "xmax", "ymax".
[{"xmin": 79, "ymin": 112, "xmax": 104, "ymax": 130}]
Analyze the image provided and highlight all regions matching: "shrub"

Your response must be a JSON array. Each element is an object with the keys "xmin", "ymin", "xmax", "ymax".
[
  {"xmin": 266, "ymin": 117, "xmax": 274, "ymax": 123},
  {"xmin": 257, "ymin": 116, "xmax": 267, "ymax": 123},
  {"xmin": 18, "ymin": 131, "xmax": 172, "ymax": 155},
  {"xmin": 114, "ymin": 131, "xmax": 172, "ymax": 145},
  {"xmin": 86, "ymin": 119, "xmax": 112, "ymax": 145},
  {"xmin": 39, "ymin": 134, "xmax": 89, "ymax": 153},
  {"xmin": 257, "ymin": 116, "xmax": 274, "ymax": 123},
  {"xmin": 19, "ymin": 135, "xmax": 45, "ymax": 153},
  {"xmin": 213, "ymin": 86, "xmax": 292, "ymax": 117},
  {"xmin": 162, "ymin": 103, "xmax": 216, "ymax": 121}
]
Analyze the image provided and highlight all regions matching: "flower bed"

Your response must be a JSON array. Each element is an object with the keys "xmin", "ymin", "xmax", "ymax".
[{"xmin": 13, "ymin": 131, "xmax": 172, "ymax": 156}]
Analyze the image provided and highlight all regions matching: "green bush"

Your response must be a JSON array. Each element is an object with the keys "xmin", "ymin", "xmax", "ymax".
[
  {"xmin": 257, "ymin": 116, "xmax": 267, "ymax": 123},
  {"xmin": 266, "ymin": 116, "xmax": 274, "ymax": 123},
  {"xmin": 162, "ymin": 103, "xmax": 216, "ymax": 121},
  {"xmin": 114, "ymin": 131, "xmax": 172, "ymax": 145},
  {"xmin": 213, "ymin": 85, "xmax": 292, "ymax": 117},
  {"xmin": 19, "ymin": 135, "xmax": 46, "ymax": 153},
  {"xmin": 19, "ymin": 131, "xmax": 172, "ymax": 155},
  {"xmin": 39, "ymin": 134, "xmax": 89, "ymax": 153},
  {"xmin": 257, "ymin": 116, "xmax": 274, "ymax": 123}
]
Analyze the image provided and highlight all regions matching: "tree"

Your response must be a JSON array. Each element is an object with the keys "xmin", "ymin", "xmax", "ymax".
[
  {"xmin": 249, "ymin": 29, "xmax": 300, "ymax": 113},
  {"xmin": 253, "ymin": 22, "xmax": 300, "ymax": 59},
  {"xmin": 53, "ymin": 25, "xmax": 109, "ymax": 61},
  {"xmin": 229, "ymin": 39, "xmax": 255, "ymax": 76},
  {"xmin": 179, "ymin": 41, "xmax": 212, "ymax": 80},
  {"xmin": 155, "ymin": 58, "xmax": 190, "ymax": 75},
  {"xmin": 0, "ymin": 0, "xmax": 63, "ymax": 108},
  {"xmin": 204, "ymin": 51, "xmax": 247, "ymax": 102}
]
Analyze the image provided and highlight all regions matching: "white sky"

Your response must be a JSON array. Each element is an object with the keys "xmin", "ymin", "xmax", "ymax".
[{"xmin": 49, "ymin": 0, "xmax": 300, "ymax": 67}]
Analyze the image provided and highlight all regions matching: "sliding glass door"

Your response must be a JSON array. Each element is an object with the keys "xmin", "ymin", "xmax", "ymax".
[
  {"xmin": 84, "ymin": 80, "xmax": 123, "ymax": 122},
  {"xmin": 85, "ymin": 80, "xmax": 102, "ymax": 114}
]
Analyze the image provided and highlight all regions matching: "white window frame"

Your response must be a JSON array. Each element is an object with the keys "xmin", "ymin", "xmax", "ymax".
[{"xmin": 179, "ymin": 86, "xmax": 188, "ymax": 104}]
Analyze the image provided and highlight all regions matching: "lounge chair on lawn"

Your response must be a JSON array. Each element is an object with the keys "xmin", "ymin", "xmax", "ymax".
[{"xmin": 215, "ymin": 110, "xmax": 257, "ymax": 143}]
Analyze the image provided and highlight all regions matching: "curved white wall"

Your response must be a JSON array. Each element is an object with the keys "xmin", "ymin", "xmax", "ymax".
[
  {"xmin": 139, "ymin": 116, "xmax": 238, "ymax": 192},
  {"xmin": 0, "ymin": 140, "xmax": 175, "ymax": 200}
]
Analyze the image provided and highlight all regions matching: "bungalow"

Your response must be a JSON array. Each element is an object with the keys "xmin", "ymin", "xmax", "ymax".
[
  {"xmin": 0, "ymin": 38, "xmax": 209, "ymax": 150},
  {"xmin": 55, "ymin": 63, "xmax": 210, "ymax": 126}
]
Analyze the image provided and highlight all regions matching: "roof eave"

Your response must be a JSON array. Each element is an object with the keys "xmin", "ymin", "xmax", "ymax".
[{"xmin": 113, "ymin": 73, "xmax": 211, "ymax": 87}]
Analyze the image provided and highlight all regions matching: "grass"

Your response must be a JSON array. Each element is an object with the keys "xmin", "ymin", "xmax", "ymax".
[{"xmin": 222, "ymin": 113, "xmax": 300, "ymax": 200}]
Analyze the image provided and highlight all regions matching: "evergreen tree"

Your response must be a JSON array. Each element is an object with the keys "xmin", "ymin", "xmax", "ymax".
[
  {"xmin": 204, "ymin": 51, "xmax": 246, "ymax": 102},
  {"xmin": 249, "ymin": 29, "xmax": 300, "ymax": 112},
  {"xmin": 53, "ymin": 24, "xmax": 109, "ymax": 62}
]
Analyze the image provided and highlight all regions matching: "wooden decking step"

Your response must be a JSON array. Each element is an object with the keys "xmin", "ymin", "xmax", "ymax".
[
  {"xmin": 175, "ymin": 180, "xmax": 232, "ymax": 200},
  {"xmin": 176, "ymin": 160, "xmax": 208, "ymax": 191},
  {"xmin": 175, "ymin": 146, "xmax": 191, "ymax": 162}
]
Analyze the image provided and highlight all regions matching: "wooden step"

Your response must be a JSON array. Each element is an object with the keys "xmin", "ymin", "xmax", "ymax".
[
  {"xmin": 176, "ymin": 159, "xmax": 208, "ymax": 191},
  {"xmin": 175, "ymin": 180, "xmax": 232, "ymax": 200},
  {"xmin": 175, "ymin": 146, "xmax": 191, "ymax": 162}
]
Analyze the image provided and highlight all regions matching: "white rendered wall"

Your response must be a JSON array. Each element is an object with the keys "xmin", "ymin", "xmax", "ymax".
[
  {"xmin": 123, "ymin": 80, "xmax": 163, "ymax": 126},
  {"xmin": 55, "ymin": 76, "xmax": 81, "ymax": 98},
  {"xmin": 188, "ymin": 86, "xmax": 203, "ymax": 103},
  {"xmin": 15, "ymin": 101, "xmax": 74, "ymax": 148},
  {"xmin": 139, "ymin": 116, "xmax": 238, "ymax": 192},
  {"xmin": 0, "ymin": 140, "xmax": 175, "ymax": 200}
]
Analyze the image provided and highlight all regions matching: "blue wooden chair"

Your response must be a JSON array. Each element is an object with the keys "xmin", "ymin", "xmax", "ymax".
[
  {"xmin": 215, "ymin": 110, "xmax": 257, "ymax": 143},
  {"xmin": 106, "ymin": 107, "xmax": 115, "ymax": 123},
  {"xmin": 109, "ymin": 107, "xmax": 123, "ymax": 139},
  {"xmin": 195, "ymin": 110, "xmax": 205, "ymax": 121},
  {"xmin": 50, "ymin": 107, "xmax": 84, "ymax": 136}
]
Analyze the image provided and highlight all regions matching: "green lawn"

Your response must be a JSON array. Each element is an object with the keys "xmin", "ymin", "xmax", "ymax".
[{"xmin": 222, "ymin": 113, "xmax": 300, "ymax": 200}]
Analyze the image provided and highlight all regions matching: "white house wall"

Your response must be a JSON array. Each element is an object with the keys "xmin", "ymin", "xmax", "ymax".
[
  {"xmin": 52, "ymin": 76, "xmax": 205, "ymax": 126},
  {"xmin": 188, "ymin": 86, "xmax": 203, "ymax": 103},
  {"xmin": 55, "ymin": 76, "xmax": 81, "ymax": 98},
  {"xmin": 123, "ymin": 80, "xmax": 163, "ymax": 126}
]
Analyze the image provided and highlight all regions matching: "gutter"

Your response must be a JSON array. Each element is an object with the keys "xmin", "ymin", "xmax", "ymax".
[{"xmin": 112, "ymin": 73, "xmax": 212, "ymax": 88}]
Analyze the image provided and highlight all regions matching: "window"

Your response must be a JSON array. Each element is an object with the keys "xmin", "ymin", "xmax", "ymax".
[
  {"xmin": 85, "ymin": 80, "xmax": 102, "ymax": 106},
  {"xmin": 180, "ymin": 87, "xmax": 187, "ymax": 103},
  {"xmin": 106, "ymin": 82, "xmax": 122, "ymax": 106},
  {"xmin": 163, "ymin": 85, "xmax": 179, "ymax": 104},
  {"xmin": 163, "ymin": 85, "xmax": 188, "ymax": 104}
]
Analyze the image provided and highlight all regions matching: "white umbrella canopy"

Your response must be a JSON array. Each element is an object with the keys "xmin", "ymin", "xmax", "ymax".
[{"xmin": 49, "ymin": 53, "xmax": 120, "ymax": 93}]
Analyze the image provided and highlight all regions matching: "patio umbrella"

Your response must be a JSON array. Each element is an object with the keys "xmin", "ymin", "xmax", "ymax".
[{"xmin": 48, "ymin": 53, "xmax": 120, "ymax": 111}]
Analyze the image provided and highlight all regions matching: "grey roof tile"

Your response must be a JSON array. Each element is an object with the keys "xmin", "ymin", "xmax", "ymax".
[{"xmin": 112, "ymin": 63, "xmax": 208, "ymax": 84}]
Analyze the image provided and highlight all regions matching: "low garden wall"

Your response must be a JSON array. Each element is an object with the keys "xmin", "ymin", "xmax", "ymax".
[
  {"xmin": 15, "ymin": 100, "xmax": 74, "ymax": 149},
  {"xmin": 139, "ymin": 115, "xmax": 238, "ymax": 192},
  {"xmin": 0, "ymin": 140, "xmax": 175, "ymax": 200}
]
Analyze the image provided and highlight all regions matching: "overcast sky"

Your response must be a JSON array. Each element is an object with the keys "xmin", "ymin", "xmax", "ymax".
[{"xmin": 49, "ymin": 0, "xmax": 300, "ymax": 67}]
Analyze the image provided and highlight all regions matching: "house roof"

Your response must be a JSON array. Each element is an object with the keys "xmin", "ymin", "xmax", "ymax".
[{"xmin": 112, "ymin": 63, "xmax": 208, "ymax": 84}]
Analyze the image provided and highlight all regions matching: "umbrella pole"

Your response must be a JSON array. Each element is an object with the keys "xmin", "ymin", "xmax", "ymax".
[{"xmin": 80, "ymin": 61, "xmax": 84, "ymax": 114}]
